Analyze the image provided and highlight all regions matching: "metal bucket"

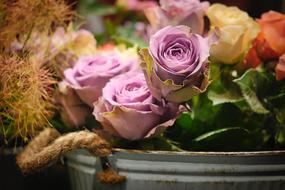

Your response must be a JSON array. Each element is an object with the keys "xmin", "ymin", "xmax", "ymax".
[{"xmin": 64, "ymin": 149, "xmax": 285, "ymax": 190}]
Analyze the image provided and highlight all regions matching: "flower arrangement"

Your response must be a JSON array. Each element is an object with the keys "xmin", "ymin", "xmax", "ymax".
[{"xmin": 1, "ymin": 0, "xmax": 285, "ymax": 158}]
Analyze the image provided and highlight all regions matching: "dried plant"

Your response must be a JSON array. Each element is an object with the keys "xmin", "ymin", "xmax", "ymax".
[
  {"xmin": 0, "ymin": 55, "xmax": 56, "ymax": 143},
  {"xmin": 0, "ymin": 0, "xmax": 75, "ymax": 50}
]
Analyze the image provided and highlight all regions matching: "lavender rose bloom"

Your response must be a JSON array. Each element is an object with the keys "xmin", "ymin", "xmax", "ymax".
[
  {"xmin": 144, "ymin": 0, "xmax": 209, "ymax": 34},
  {"xmin": 140, "ymin": 25, "xmax": 215, "ymax": 103},
  {"xmin": 64, "ymin": 50, "xmax": 139, "ymax": 107},
  {"xmin": 93, "ymin": 72, "xmax": 180, "ymax": 140}
]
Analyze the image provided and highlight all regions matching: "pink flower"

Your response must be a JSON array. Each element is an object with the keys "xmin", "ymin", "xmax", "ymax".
[
  {"xmin": 63, "ymin": 49, "xmax": 139, "ymax": 106},
  {"xmin": 144, "ymin": 0, "xmax": 209, "ymax": 34},
  {"xmin": 93, "ymin": 72, "xmax": 180, "ymax": 140},
  {"xmin": 140, "ymin": 25, "xmax": 215, "ymax": 103},
  {"xmin": 56, "ymin": 81, "xmax": 91, "ymax": 128}
]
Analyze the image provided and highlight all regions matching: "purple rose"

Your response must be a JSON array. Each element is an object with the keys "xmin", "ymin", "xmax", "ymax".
[
  {"xmin": 140, "ymin": 25, "xmax": 215, "ymax": 103},
  {"xmin": 55, "ymin": 81, "xmax": 91, "ymax": 128},
  {"xmin": 144, "ymin": 0, "xmax": 209, "ymax": 34},
  {"xmin": 93, "ymin": 72, "xmax": 180, "ymax": 140},
  {"xmin": 64, "ymin": 51, "xmax": 139, "ymax": 107}
]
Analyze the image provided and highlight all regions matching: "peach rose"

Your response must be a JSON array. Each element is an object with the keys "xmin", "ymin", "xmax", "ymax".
[
  {"xmin": 244, "ymin": 11, "xmax": 285, "ymax": 80},
  {"xmin": 207, "ymin": 4, "xmax": 259, "ymax": 64},
  {"xmin": 258, "ymin": 11, "xmax": 285, "ymax": 56}
]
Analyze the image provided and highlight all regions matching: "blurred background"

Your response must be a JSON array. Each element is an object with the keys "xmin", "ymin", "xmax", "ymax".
[
  {"xmin": 68, "ymin": 0, "xmax": 284, "ymax": 18},
  {"xmin": 0, "ymin": 0, "xmax": 284, "ymax": 190}
]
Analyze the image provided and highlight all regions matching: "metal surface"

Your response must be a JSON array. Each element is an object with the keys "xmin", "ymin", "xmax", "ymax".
[{"xmin": 64, "ymin": 149, "xmax": 285, "ymax": 190}]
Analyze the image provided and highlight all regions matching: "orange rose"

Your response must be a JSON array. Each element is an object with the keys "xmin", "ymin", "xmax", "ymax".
[
  {"xmin": 244, "ymin": 11, "xmax": 285, "ymax": 78},
  {"xmin": 258, "ymin": 11, "xmax": 285, "ymax": 56},
  {"xmin": 244, "ymin": 32, "xmax": 279, "ymax": 68},
  {"xmin": 243, "ymin": 43, "xmax": 261, "ymax": 69}
]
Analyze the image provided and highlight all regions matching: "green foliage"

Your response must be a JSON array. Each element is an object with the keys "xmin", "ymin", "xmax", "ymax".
[
  {"xmin": 77, "ymin": 0, "xmax": 117, "ymax": 17},
  {"xmin": 233, "ymin": 69, "xmax": 273, "ymax": 114},
  {"xmin": 165, "ymin": 64, "xmax": 285, "ymax": 151},
  {"xmin": 112, "ymin": 23, "xmax": 148, "ymax": 48},
  {"xmin": 192, "ymin": 127, "xmax": 250, "ymax": 151},
  {"xmin": 77, "ymin": 0, "xmax": 148, "ymax": 47}
]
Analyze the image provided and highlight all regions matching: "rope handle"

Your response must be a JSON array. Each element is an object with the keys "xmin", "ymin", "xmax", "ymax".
[
  {"xmin": 16, "ymin": 128, "xmax": 111, "ymax": 173},
  {"xmin": 16, "ymin": 128, "xmax": 125, "ymax": 184}
]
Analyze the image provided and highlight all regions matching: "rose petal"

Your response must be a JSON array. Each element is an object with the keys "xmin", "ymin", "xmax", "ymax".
[
  {"xmin": 146, "ymin": 0, "xmax": 208, "ymax": 34},
  {"xmin": 96, "ymin": 105, "xmax": 161, "ymax": 140},
  {"xmin": 146, "ymin": 104, "xmax": 186, "ymax": 138},
  {"xmin": 140, "ymin": 46, "xmax": 209, "ymax": 103},
  {"xmin": 276, "ymin": 54, "xmax": 285, "ymax": 81},
  {"xmin": 56, "ymin": 82, "xmax": 91, "ymax": 128}
]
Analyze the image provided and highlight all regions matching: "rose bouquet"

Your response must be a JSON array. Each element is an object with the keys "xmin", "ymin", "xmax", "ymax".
[
  {"xmin": 0, "ymin": 0, "xmax": 284, "ymax": 178},
  {"xmin": 53, "ymin": 0, "xmax": 284, "ymax": 152}
]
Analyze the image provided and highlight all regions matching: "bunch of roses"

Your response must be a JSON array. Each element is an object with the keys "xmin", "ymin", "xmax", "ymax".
[
  {"xmin": 58, "ymin": 22, "xmax": 215, "ymax": 140},
  {"xmin": 58, "ymin": 0, "xmax": 285, "ymax": 141},
  {"xmin": 200, "ymin": 3, "xmax": 285, "ymax": 81}
]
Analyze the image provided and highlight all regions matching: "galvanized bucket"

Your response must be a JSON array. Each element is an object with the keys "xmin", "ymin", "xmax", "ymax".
[{"xmin": 64, "ymin": 149, "xmax": 285, "ymax": 190}]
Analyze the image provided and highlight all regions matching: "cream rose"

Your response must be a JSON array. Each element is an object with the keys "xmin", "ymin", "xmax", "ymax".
[{"xmin": 207, "ymin": 4, "xmax": 260, "ymax": 64}]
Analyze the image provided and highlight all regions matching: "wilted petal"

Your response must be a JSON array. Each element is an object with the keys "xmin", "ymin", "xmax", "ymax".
[{"xmin": 166, "ymin": 64, "xmax": 209, "ymax": 103}]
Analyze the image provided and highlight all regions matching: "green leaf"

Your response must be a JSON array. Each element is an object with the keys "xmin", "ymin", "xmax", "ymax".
[
  {"xmin": 175, "ymin": 112, "xmax": 193, "ymax": 130},
  {"xmin": 190, "ymin": 127, "xmax": 252, "ymax": 151},
  {"xmin": 78, "ymin": 1, "xmax": 117, "ymax": 16},
  {"xmin": 194, "ymin": 127, "xmax": 250, "ymax": 142},
  {"xmin": 233, "ymin": 69, "xmax": 271, "ymax": 114},
  {"xmin": 112, "ymin": 36, "xmax": 147, "ymax": 48},
  {"xmin": 105, "ymin": 20, "xmax": 117, "ymax": 36},
  {"xmin": 190, "ymin": 94, "xmax": 221, "ymax": 124},
  {"xmin": 207, "ymin": 64, "xmax": 244, "ymax": 106},
  {"xmin": 267, "ymin": 92, "xmax": 285, "ymax": 108},
  {"xmin": 113, "ymin": 24, "xmax": 148, "ymax": 48},
  {"xmin": 208, "ymin": 90, "xmax": 243, "ymax": 105}
]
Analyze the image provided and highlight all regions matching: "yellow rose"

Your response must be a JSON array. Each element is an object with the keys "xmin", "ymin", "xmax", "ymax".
[{"xmin": 207, "ymin": 4, "xmax": 260, "ymax": 64}]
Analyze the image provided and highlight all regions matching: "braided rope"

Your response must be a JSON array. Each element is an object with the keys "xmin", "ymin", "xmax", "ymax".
[{"xmin": 17, "ymin": 128, "xmax": 111, "ymax": 174}]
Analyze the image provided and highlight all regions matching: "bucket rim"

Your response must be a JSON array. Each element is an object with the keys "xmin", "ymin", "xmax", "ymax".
[{"xmin": 112, "ymin": 148, "xmax": 285, "ymax": 157}]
